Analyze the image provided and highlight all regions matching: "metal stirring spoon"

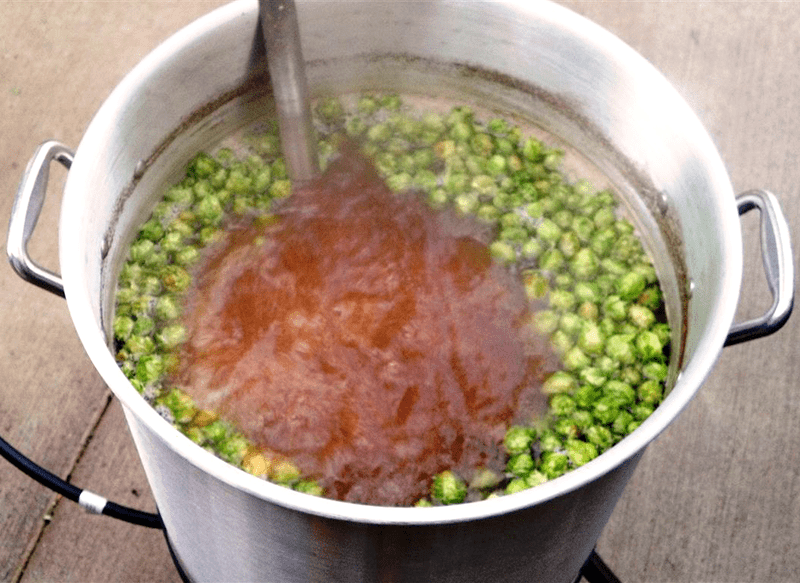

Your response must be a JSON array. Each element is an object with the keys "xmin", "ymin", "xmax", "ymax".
[{"xmin": 259, "ymin": 0, "xmax": 319, "ymax": 182}]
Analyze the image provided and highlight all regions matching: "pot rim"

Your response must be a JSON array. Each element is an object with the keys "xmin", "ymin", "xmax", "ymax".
[{"xmin": 60, "ymin": 0, "xmax": 741, "ymax": 525}]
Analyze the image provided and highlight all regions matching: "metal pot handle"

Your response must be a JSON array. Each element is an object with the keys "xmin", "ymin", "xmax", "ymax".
[
  {"xmin": 725, "ymin": 189, "xmax": 794, "ymax": 346},
  {"xmin": 3, "ymin": 140, "xmax": 163, "ymax": 529},
  {"xmin": 7, "ymin": 140, "xmax": 69, "ymax": 298}
]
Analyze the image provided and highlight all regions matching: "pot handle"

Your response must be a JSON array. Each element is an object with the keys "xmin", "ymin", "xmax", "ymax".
[
  {"xmin": 7, "ymin": 140, "xmax": 69, "ymax": 298},
  {"xmin": 725, "ymin": 189, "xmax": 794, "ymax": 346},
  {"xmin": 3, "ymin": 141, "xmax": 163, "ymax": 529}
]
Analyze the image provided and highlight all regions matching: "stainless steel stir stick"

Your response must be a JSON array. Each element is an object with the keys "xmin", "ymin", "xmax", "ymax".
[{"xmin": 259, "ymin": 0, "xmax": 319, "ymax": 181}]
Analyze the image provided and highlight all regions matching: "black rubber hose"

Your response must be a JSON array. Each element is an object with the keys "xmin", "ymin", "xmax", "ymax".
[{"xmin": 0, "ymin": 432, "xmax": 163, "ymax": 529}]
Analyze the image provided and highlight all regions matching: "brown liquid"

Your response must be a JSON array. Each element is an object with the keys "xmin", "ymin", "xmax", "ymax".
[{"xmin": 173, "ymin": 148, "xmax": 559, "ymax": 506}]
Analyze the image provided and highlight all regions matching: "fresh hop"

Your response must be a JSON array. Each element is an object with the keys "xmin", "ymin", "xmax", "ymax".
[{"xmin": 112, "ymin": 93, "xmax": 670, "ymax": 506}]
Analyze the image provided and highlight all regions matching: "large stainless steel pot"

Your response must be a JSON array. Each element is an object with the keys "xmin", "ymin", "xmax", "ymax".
[{"xmin": 6, "ymin": 1, "xmax": 794, "ymax": 581}]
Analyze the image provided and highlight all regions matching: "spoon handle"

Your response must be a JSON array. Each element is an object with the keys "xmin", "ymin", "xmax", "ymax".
[{"xmin": 259, "ymin": 0, "xmax": 319, "ymax": 182}]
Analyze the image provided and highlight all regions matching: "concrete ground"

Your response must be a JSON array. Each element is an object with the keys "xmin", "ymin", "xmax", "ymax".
[{"xmin": 1, "ymin": 2, "xmax": 798, "ymax": 581}]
